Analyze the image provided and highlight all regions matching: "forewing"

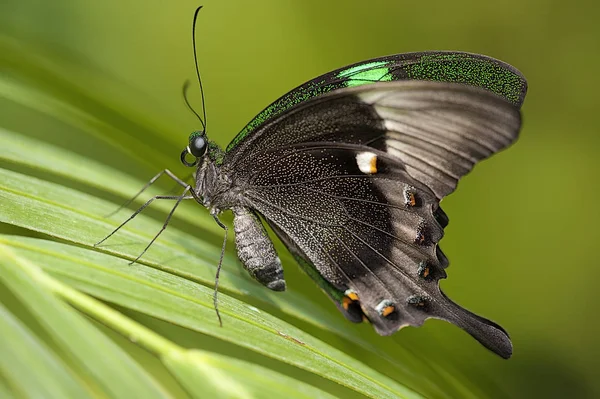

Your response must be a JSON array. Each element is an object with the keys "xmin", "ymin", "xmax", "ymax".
[
  {"xmin": 228, "ymin": 81, "xmax": 522, "ymax": 199},
  {"xmin": 226, "ymin": 51, "xmax": 527, "ymax": 153},
  {"xmin": 226, "ymin": 82, "xmax": 521, "ymax": 358}
]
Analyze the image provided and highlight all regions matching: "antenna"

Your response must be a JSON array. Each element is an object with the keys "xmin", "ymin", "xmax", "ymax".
[
  {"xmin": 183, "ymin": 80, "xmax": 205, "ymax": 130},
  {"xmin": 191, "ymin": 5, "xmax": 207, "ymax": 130}
]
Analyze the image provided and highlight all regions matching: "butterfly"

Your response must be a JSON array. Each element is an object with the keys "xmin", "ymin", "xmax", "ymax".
[{"xmin": 99, "ymin": 50, "xmax": 527, "ymax": 359}]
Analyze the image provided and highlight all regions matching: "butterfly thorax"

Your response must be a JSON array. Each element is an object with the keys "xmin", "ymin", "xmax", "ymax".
[{"xmin": 194, "ymin": 144, "xmax": 243, "ymax": 213}]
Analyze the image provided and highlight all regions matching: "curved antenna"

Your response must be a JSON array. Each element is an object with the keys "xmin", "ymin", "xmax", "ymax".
[
  {"xmin": 191, "ymin": 5, "xmax": 207, "ymax": 130},
  {"xmin": 183, "ymin": 80, "xmax": 205, "ymax": 130}
]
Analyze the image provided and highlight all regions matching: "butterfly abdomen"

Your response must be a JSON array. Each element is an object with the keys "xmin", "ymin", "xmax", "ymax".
[{"xmin": 233, "ymin": 207, "xmax": 286, "ymax": 291}]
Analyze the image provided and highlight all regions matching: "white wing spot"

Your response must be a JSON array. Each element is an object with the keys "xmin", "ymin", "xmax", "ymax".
[{"xmin": 356, "ymin": 152, "xmax": 378, "ymax": 174}]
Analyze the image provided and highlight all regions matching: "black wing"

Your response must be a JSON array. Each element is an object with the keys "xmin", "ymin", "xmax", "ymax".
[{"xmin": 226, "ymin": 82, "xmax": 522, "ymax": 358}]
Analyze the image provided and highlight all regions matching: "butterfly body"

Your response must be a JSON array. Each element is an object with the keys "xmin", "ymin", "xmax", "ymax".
[
  {"xmin": 179, "ymin": 51, "xmax": 527, "ymax": 359},
  {"xmin": 232, "ymin": 207, "xmax": 285, "ymax": 291}
]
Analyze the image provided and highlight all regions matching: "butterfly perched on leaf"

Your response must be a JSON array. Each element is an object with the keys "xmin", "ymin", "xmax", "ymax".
[{"xmin": 101, "ymin": 50, "xmax": 527, "ymax": 359}]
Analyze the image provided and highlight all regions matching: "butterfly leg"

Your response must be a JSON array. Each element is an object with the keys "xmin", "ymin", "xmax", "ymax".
[
  {"xmin": 211, "ymin": 213, "xmax": 228, "ymax": 327},
  {"xmin": 106, "ymin": 169, "xmax": 189, "ymax": 217},
  {"xmin": 127, "ymin": 186, "xmax": 194, "ymax": 265},
  {"xmin": 232, "ymin": 207, "xmax": 286, "ymax": 292},
  {"xmin": 95, "ymin": 187, "xmax": 193, "ymax": 263}
]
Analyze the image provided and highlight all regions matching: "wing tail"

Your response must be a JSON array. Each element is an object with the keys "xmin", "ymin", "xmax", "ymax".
[{"xmin": 435, "ymin": 289, "xmax": 513, "ymax": 359}]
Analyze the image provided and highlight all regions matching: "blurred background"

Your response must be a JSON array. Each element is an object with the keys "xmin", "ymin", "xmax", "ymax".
[{"xmin": 1, "ymin": 0, "xmax": 599, "ymax": 397}]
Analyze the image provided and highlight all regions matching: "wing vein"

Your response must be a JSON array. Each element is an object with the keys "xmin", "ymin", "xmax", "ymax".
[
  {"xmin": 344, "ymin": 215, "xmax": 431, "ymax": 257},
  {"xmin": 327, "ymin": 226, "xmax": 392, "ymax": 296},
  {"xmin": 376, "ymin": 105, "xmax": 510, "ymax": 150},
  {"xmin": 301, "ymin": 185, "xmax": 409, "ymax": 212},
  {"xmin": 299, "ymin": 222, "xmax": 353, "ymax": 286},
  {"xmin": 385, "ymin": 142, "xmax": 461, "ymax": 180},
  {"xmin": 385, "ymin": 121, "xmax": 487, "ymax": 162},
  {"xmin": 246, "ymin": 190, "xmax": 432, "ymax": 264},
  {"xmin": 248, "ymin": 174, "xmax": 377, "ymax": 189},
  {"xmin": 341, "ymin": 225, "xmax": 421, "ymax": 291}
]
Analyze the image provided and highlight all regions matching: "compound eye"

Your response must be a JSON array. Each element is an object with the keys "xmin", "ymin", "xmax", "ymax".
[{"xmin": 189, "ymin": 136, "xmax": 207, "ymax": 157}]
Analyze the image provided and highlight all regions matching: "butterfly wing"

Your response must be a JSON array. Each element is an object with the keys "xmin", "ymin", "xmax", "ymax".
[
  {"xmin": 227, "ymin": 81, "xmax": 521, "ymax": 198},
  {"xmin": 224, "ymin": 81, "xmax": 522, "ymax": 358},
  {"xmin": 226, "ymin": 51, "xmax": 527, "ymax": 153}
]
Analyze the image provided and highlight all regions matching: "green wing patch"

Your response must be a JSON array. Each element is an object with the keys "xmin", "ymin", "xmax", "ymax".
[{"xmin": 227, "ymin": 51, "xmax": 527, "ymax": 152}]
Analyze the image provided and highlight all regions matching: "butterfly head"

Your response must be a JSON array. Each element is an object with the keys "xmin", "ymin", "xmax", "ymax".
[{"xmin": 180, "ymin": 130, "xmax": 208, "ymax": 167}]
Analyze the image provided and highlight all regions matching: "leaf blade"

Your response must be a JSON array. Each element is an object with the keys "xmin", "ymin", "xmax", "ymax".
[
  {"xmin": 0, "ymin": 302, "xmax": 94, "ymax": 399},
  {"xmin": 0, "ymin": 244, "xmax": 172, "ymax": 399},
  {"xmin": 1, "ymin": 234, "xmax": 423, "ymax": 399}
]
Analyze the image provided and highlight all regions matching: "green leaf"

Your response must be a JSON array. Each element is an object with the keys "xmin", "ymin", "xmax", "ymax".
[
  {"xmin": 0, "ymin": 303, "xmax": 93, "ymax": 399},
  {"xmin": 163, "ymin": 351, "xmax": 337, "ymax": 399},
  {"xmin": 0, "ymin": 243, "xmax": 342, "ymax": 399},
  {"xmin": 0, "ymin": 244, "xmax": 169, "ymax": 399},
  {"xmin": 0, "ymin": 232, "xmax": 420, "ymax": 399}
]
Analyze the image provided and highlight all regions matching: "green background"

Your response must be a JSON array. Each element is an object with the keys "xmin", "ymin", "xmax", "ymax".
[{"xmin": 1, "ymin": 0, "xmax": 599, "ymax": 398}]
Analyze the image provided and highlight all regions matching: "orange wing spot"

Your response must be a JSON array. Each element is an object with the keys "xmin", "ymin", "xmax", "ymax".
[
  {"xmin": 369, "ymin": 156, "xmax": 378, "ymax": 174},
  {"xmin": 404, "ymin": 188, "xmax": 418, "ymax": 207},
  {"xmin": 381, "ymin": 305, "xmax": 395, "ymax": 317},
  {"xmin": 418, "ymin": 261, "xmax": 434, "ymax": 281},
  {"xmin": 347, "ymin": 292, "xmax": 359, "ymax": 301},
  {"xmin": 342, "ymin": 296, "xmax": 353, "ymax": 310},
  {"xmin": 416, "ymin": 233, "xmax": 426, "ymax": 244}
]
